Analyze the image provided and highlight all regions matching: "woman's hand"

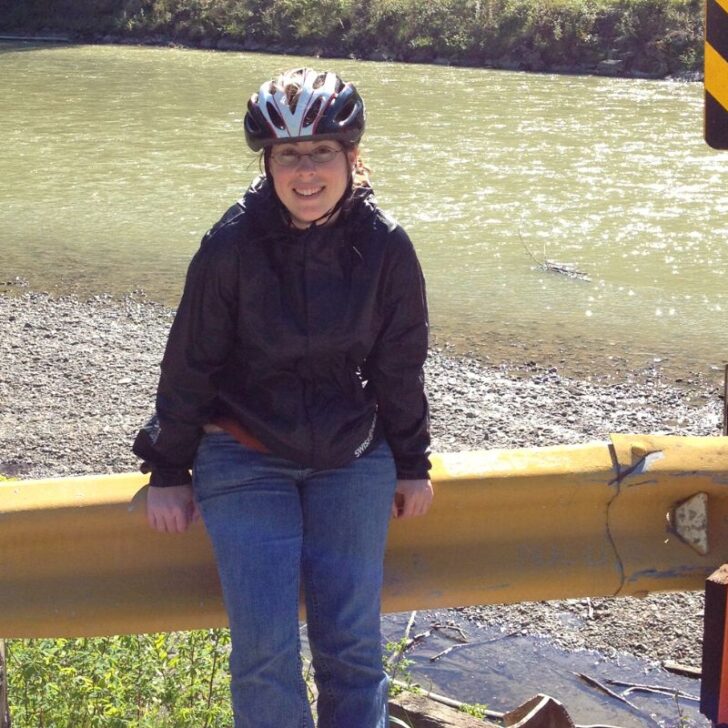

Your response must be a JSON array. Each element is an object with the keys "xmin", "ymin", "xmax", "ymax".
[
  {"xmin": 392, "ymin": 479, "xmax": 434, "ymax": 519},
  {"xmin": 146, "ymin": 484, "xmax": 200, "ymax": 533}
]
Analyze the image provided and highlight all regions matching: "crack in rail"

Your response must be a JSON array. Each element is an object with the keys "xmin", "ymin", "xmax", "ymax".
[{"xmin": 606, "ymin": 445, "xmax": 666, "ymax": 596}]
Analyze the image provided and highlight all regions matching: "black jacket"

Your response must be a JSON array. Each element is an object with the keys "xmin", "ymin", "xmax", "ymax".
[{"xmin": 133, "ymin": 178, "xmax": 430, "ymax": 487}]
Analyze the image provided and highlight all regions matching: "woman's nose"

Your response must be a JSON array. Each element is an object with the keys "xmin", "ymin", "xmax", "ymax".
[{"xmin": 296, "ymin": 153, "xmax": 316, "ymax": 171}]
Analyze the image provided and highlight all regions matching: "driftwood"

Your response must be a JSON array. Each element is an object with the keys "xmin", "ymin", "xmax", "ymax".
[
  {"xmin": 520, "ymin": 235, "xmax": 591, "ymax": 282},
  {"xmin": 387, "ymin": 611, "xmax": 419, "ymax": 675},
  {"xmin": 575, "ymin": 672, "xmax": 661, "ymax": 726},
  {"xmin": 503, "ymin": 693, "xmax": 575, "ymax": 727},
  {"xmin": 662, "ymin": 660, "xmax": 701, "ymax": 679},
  {"xmin": 431, "ymin": 621, "xmax": 469, "ymax": 643},
  {"xmin": 391, "ymin": 680, "xmax": 505, "ymax": 721},
  {"xmin": 430, "ymin": 631, "xmax": 520, "ymax": 662},
  {"xmin": 605, "ymin": 678, "xmax": 699, "ymax": 702},
  {"xmin": 389, "ymin": 691, "xmax": 499, "ymax": 728},
  {"xmin": 391, "ymin": 686, "xmax": 628, "ymax": 728}
]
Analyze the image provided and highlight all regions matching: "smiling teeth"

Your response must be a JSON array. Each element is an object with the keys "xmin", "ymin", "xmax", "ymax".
[{"xmin": 296, "ymin": 188, "xmax": 322, "ymax": 196}]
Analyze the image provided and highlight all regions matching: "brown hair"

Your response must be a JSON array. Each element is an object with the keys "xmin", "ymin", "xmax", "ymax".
[{"xmin": 342, "ymin": 142, "xmax": 372, "ymax": 188}]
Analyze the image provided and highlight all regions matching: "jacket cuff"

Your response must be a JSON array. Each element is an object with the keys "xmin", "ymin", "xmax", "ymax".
[
  {"xmin": 142, "ymin": 464, "xmax": 193, "ymax": 488},
  {"xmin": 394, "ymin": 453, "xmax": 431, "ymax": 481}
]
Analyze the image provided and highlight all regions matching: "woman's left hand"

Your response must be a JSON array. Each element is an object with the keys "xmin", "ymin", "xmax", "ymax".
[{"xmin": 392, "ymin": 479, "xmax": 434, "ymax": 519}]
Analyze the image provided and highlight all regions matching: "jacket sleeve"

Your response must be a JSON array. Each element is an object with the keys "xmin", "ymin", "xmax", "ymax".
[
  {"xmin": 365, "ymin": 227, "xmax": 431, "ymax": 480},
  {"xmin": 132, "ymin": 230, "xmax": 239, "ymax": 487}
]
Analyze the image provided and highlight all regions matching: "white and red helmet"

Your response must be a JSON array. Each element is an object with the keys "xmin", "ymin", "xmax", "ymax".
[{"xmin": 244, "ymin": 68, "xmax": 366, "ymax": 151}]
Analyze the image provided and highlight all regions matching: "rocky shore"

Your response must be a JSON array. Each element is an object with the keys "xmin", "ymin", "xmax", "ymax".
[{"xmin": 0, "ymin": 291, "xmax": 722, "ymax": 670}]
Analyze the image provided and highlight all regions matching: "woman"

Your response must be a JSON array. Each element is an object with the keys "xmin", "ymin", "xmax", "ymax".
[{"xmin": 134, "ymin": 67, "xmax": 433, "ymax": 728}]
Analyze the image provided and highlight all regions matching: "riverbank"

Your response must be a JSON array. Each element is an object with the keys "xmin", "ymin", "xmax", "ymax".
[
  {"xmin": 0, "ymin": 0, "xmax": 703, "ymax": 78},
  {"xmin": 0, "ymin": 291, "xmax": 721, "ymax": 674}
]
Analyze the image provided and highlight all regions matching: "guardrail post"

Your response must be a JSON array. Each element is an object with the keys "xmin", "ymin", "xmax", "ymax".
[{"xmin": 701, "ymin": 564, "xmax": 728, "ymax": 725}]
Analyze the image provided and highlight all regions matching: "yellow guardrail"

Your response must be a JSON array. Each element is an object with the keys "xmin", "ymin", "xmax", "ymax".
[{"xmin": 1, "ymin": 434, "xmax": 727, "ymax": 638}]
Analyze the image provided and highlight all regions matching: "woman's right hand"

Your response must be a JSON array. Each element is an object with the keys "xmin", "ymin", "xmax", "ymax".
[{"xmin": 146, "ymin": 484, "xmax": 200, "ymax": 533}]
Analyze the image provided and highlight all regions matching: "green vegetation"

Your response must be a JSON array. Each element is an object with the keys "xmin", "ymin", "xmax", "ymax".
[
  {"xmin": 6, "ymin": 631, "xmax": 232, "ymax": 727},
  {"xmin": 4, "ymin": 631, "xmax": 450, "ymax": 727},
  {"xmin": 458, "ymin": 701, "xmax": 491, "ymax": 719},
  {"xmin": 0, "ymin": 0, "xmax": 703, "ymax": 76},
  {"xmin": 384, "ymin": 636, "xmax": 417, "ymax": 696}
]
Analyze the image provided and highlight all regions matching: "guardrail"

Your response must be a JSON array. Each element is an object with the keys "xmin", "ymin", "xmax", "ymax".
[{"xmin": 1, "ymin": 434, "xmax": 727, "ymax": 638}]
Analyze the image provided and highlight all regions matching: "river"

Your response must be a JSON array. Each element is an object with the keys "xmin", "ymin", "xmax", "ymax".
[{"xmin": 2, "ymin": 41, "xmax": 727, "ymax": 377}]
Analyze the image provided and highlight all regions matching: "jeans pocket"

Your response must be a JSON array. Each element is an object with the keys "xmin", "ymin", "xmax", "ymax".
[{"xmin": 192, "ymin": 432, "xmax": 260, "ymax": 502}]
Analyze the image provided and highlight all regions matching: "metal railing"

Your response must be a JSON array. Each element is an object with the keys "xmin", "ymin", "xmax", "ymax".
[{"xmin": 1, "ymin": 434, "xmax": 727, "ymax": 638}]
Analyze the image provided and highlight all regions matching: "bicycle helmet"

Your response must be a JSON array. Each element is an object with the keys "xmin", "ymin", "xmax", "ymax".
[{"xmin": 244, "ymin": 68, "xmax": 366, "ymax": 151}]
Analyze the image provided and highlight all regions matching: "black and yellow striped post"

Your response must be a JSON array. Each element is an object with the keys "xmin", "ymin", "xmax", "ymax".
[{"xmin": 705, "ymin": 0, "xmax": 728, "ymax": 148}]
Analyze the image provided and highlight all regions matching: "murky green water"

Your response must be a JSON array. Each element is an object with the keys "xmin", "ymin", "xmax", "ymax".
[{"xmin": 2, "ymin": 42, "xmax": 728, "ymax": 375}]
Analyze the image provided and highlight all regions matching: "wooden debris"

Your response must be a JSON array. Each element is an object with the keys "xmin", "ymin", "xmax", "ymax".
[
  {"xmin": 540, "ymin": 260, "xmax": 592, "ymax": 282},
  {"xmin": 574, "ymin": 672, "xmax": 660, "ymax": 725},
  {"xmin": 391, "ymin": 679, "xmax": 504, "ymax": 721},
  {"xmin": 503, "ymin": 693, "xmax": 575, "ymax": 727},
  {"xmin": 431, "ymin": 621, "xmax": 469, "ymax": 643},
  {"xmin": 429, "ymin": 643, "xmax": 467, "ymax": 662},
  {"xmin": 387, "ymin": 611, "xmax": 419, "ymax": 674},
  {"xmin": 389, "ymin": 690, "xmax": 499, "ymax": 728},
  {"xmin": 429, "ymin": 631, "xmax": 519, "ymax": 662},
  {"xmin": 605, "ymin": 678, "xmax": 698, "ymax": 702},
  {"xmin": 662, "ymin": 660, "xmax": 701, "ymax": 679},
  {"xmin": 519, "ymin": 235, "xmax": 591, "ymax": 282},
  {"xmin": 404, "ymin": 611, "xmax": 417, "ymax": 639},
  {"xmin": 575, "ymin": 672, "xmax": 640, "ymax": 710}
]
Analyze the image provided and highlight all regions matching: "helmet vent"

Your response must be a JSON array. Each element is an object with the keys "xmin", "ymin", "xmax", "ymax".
[
  {"xmin": 285, "ymin": 85, "xmax": 300, "ymax": 114},
  {"xmin": 266, "ymin": 102, "xmax": 286, "ymax": 131},
  {"xmin": 303, "ymin": 98, "xmax": 323, "ymax": 128},
  {"xmin": 336, "ymin": 98, "xmax": 355, "ymax": 123},
  {"xmin": 313, "ymin": 73, "xmax": 326, "ymax": 90}
]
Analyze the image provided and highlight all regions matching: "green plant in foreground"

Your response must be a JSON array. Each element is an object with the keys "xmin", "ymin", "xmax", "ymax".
[
  {"xmin": 5, "ymin": 623, "xmax": 471, "ymax": 726},
  {"xmin": 7, "ymin": 630, "xmax": 232, "ymax": 727},
  {"xmin": 458, "ymin": 701, "xmax": 491, "ymax": 718},
  {"xmin": 385, "ymin": 636, "xmax": 417, "ymax": 696}
]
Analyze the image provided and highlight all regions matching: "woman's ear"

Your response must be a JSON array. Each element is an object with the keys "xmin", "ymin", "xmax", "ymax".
[{"xmin": 346, "ymin": 145, "xmax": 359, "ymax": 168}]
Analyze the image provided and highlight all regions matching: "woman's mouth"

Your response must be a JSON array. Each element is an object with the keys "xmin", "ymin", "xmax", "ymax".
[{"xmin": 294, "ymin": 186, "xmax": 324, "ymax": 198}]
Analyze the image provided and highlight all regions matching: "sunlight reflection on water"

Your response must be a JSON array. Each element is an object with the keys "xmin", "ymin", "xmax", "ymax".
[{"xmin": 2, "ymin": 43, "xmax": 727, "ymax": 375}]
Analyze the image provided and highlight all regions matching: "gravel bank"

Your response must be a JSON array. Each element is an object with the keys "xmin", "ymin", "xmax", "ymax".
[{"xmin": 0, "ymin": 291, "xmax": 722, "ymax": 670}]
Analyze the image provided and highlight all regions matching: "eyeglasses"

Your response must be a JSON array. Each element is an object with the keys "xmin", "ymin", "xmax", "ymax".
[{"xmin": 270, "ymin": 146, "xmax": 343, "ymax": 168}]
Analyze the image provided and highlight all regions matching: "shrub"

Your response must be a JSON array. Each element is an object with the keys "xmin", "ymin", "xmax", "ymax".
[{"xmin": 6, "ymin": 630, "xmax": 232, "ymax": 727}]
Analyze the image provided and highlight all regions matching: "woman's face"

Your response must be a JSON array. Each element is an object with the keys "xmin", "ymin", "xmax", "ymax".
[{"xmin": 268, "ymin": 140, "xmax": 357, "ymax": 229}]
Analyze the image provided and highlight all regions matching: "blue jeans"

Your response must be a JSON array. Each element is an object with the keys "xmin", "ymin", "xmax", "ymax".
[{"xmin": 193, "ymin": 433, "xmax": 397, "ymax": 728}]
